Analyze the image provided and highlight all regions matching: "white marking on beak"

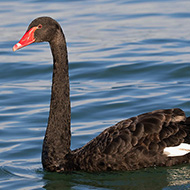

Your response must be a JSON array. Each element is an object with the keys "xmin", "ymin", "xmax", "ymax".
[{"xmin": 16, "ymin": 43, "xmax": 22, "ymax": 48}]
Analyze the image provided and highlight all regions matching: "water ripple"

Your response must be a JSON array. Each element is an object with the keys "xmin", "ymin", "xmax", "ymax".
[{"xmin": 0, "ymin": 0, "xmax": 190, "ymax": 189}]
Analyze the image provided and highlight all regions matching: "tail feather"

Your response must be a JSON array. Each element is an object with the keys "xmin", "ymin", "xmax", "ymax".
[
  {"xmin": 186, "ymin": 117, "xmax": 190, "ymax": 125},
  {"xmin": 184, "ymin": 116, "xmax": 190, "ymax": 144}
]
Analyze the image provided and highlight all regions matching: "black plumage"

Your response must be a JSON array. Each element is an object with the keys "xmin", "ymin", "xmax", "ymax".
[{"xmin": 13, "ymin": 17, "xmax": 190, "ymax": 172}]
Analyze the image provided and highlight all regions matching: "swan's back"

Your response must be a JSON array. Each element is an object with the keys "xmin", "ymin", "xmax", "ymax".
[{"xmin": 67, "ymin": 108, "xmax": 190, "ymax": 171}]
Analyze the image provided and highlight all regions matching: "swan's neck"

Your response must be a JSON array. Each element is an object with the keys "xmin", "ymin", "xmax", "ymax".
[{"xmin": 42, "ymin": 29, "xmax": 71, "ymax": 169}]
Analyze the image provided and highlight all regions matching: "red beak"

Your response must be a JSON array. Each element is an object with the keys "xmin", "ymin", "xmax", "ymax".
[{"xmin": 13, "ymin": 26, "xmax": 38, "ymax": 51}]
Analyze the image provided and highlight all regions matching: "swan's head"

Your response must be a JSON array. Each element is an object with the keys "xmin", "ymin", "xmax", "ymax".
[{"xmin": 13, "ymin": 17, "xmax": 61, "ymax": 51}]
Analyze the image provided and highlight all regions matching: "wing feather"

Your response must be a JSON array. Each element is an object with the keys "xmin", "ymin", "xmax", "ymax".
[{"xmin": 72, "ymin": 108, "xmax": 188, "ymax": 171}]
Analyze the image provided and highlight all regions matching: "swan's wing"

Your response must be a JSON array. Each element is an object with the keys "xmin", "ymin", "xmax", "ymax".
[
  {"xmin": 73, "ymin": 108, "xmax": 188, "ymax": 171},
  {"xmin": 85, "ymin": 108, "xmax": 186, "ymax": 154}
]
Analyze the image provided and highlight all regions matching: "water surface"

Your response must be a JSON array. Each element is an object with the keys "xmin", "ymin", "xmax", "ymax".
[{"xmin": 0, "ymin": 0, "xmax": 190, "ymax": 189}]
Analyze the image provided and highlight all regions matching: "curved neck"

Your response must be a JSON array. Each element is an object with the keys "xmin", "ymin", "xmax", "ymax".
[{"xmin": 42, "ymin": 29, "xmax": 71, "ymax": 169}]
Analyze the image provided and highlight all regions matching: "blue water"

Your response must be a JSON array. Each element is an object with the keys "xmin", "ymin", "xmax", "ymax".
[{"xmin": 0, "ymin": 0, "xmax": 190, "ymax": 189}]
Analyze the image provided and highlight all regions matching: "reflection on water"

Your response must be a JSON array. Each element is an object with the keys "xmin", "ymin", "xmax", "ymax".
[
  {"xmin": 43, "ymin": 166, "xmax": 190, "ymax": 190},
  {"xmin": 0, "ymin": 0, "xmax": 190, "ymax": 189}
]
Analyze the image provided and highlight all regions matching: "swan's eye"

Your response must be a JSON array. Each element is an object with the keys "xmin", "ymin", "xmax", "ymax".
[{"xmin": 38, "ymin": 24, "xmax": 42, "ymax": 29}]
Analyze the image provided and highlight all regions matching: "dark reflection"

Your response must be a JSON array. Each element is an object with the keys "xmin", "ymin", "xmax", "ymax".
[{"xmin": 42, "ymin": 167, "xmax": 169, "ymax": 190}]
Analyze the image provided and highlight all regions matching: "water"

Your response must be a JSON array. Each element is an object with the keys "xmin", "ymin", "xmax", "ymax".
[{"xmin": 0, "ymin": 0, "xmax": 190, "ymax": 189}]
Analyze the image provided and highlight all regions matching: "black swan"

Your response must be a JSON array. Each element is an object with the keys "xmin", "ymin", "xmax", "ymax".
[{"xmin": 13, "ymin": 17, "xmax": 190, "ymax": 172}]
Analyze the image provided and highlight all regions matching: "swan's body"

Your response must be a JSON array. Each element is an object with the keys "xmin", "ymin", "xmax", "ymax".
[{"xmin": 13, "ymin": 17, "xmax": 190, "ymax": 172}]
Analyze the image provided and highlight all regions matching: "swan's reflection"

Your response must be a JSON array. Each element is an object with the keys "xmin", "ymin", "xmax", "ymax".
[{"xmin": 42, "ymin": 165, "xmax": 190, "ymax": 190}]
